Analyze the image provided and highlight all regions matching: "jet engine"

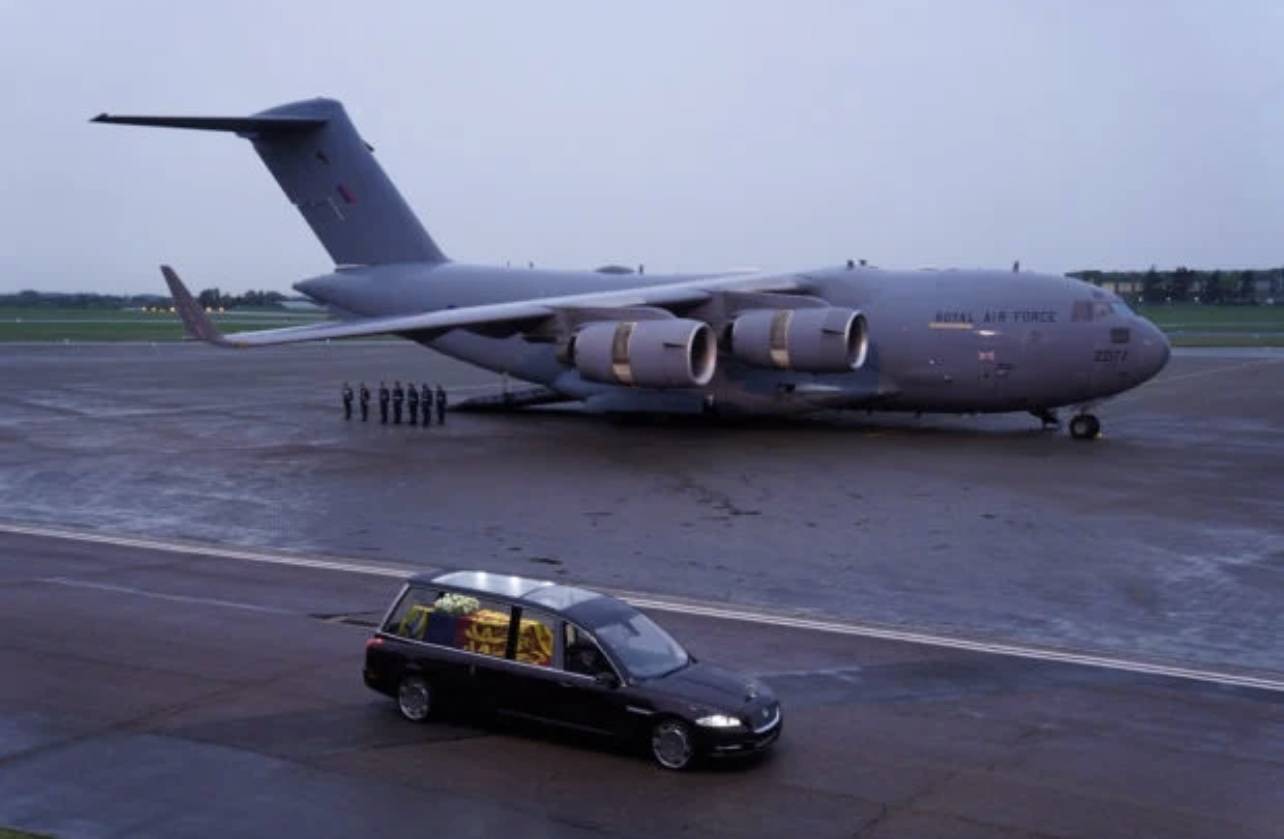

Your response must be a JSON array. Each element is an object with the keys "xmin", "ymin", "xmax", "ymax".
[
  {"xmin": 571, "ymin": 319, "xmax": 717, "ymax": 388},
  {"xmin": 729, "ymin": 307, "xmax": 868, "ymax": 372}
]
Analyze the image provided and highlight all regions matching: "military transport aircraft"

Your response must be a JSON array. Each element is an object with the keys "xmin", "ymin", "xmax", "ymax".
[{"xmin": 94, "ymin": 98, "xmax": 1170, "ymax": 440}]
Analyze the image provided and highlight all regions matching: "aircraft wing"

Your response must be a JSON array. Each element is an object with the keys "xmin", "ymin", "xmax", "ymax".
[{"xmin": 160, "ymin": 265, "xmax": 809, "ymax": 348}]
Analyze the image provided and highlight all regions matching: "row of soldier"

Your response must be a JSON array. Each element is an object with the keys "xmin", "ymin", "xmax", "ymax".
[{"xmin": 341, "ymin": 381, "xmax": 447, "ymax": 425}]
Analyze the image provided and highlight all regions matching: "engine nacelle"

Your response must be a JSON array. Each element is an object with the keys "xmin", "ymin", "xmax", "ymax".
[
  {"xmin": 729, "ymin": 307, "xmax": 868, "ymax": 372},
  {"xmin": 571, "ymin": 319, "xmax": 717, "ymax": 388}
]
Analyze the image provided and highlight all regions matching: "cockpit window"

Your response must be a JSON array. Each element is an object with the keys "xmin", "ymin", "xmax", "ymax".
[{"xmin": 1075, "ymin": 300, "xmax": 1122, "ymax": 322}]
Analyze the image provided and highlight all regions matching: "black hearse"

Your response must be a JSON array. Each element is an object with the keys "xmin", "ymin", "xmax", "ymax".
[{"xmin": 364, "ymin": 571, "xmax": 782, "ymax": 770}]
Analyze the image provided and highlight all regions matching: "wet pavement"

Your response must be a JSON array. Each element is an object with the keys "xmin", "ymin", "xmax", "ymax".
[
  {"xmin": 0, "ymin": 342, "xmax": 1282, "ymax": 837},
  {"xmin": 0, "ymin": 531, "xmax": 1280, "ymax": 839},
  {"xmin": 0, "ymin": 343, "xmax": 1281, "ymax": 672}
]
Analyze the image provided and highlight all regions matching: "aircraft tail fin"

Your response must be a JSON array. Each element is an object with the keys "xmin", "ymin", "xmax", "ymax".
[
  {"xmin": 160, "ymin": 265, "xmax": 231, "ymax": 346},
  {"xmin": 94, "ymin": 99, "xmax": 447, "ymax": 267}
]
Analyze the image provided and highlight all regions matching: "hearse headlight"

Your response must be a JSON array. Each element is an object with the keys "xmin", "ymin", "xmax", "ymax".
[{"xmin": 695, "ymin": 713, "xmax": 745, "ymax": 729}]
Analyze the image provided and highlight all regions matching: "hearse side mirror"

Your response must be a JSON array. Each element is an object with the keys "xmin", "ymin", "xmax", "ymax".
[{"xmin": 594, "ymin": 671, "xmax": 620, "ymax": 689}]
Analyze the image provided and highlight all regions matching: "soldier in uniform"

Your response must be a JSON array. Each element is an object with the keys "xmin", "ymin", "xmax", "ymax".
[
  {"xmin": 420, "ymin": 383, "xmax": 432, "ymax": 427},
  {"xmin": 392, "ymin": 380, "xmax": 405, "ymax": 424},
  {"xmin": 435, "ymin": 383, "xmax": 447, "ymax": 425},
  {"xmin": 341, "ymin": 382, "xmax": 354, "ymax": 420},
  {"xmin": 407, "ymin": 379, "xmax": 420, "ymax": 425},
  {"xmin": 378, "ymin": 380, "xmax": 390, "ymax": 424},
  {"xmin": 359, "ymin": 382, "xmax": 371, "ymax": 422}
]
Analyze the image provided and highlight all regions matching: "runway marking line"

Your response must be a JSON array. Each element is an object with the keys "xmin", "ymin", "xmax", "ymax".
[
  {"xmin": 0, "ymin": 521, "xmax": 411, "ymax": 578},
  {"xmin": 1148, "ymin": 356, "xmax": 1283, "ymax": 389},
  {"xmin": 38, "ymin": 577, "xmax": 297, "ymax": 615},
  {"xmin": 4, "ymin": 520, "xmax": 1283, "ymax": 694}
]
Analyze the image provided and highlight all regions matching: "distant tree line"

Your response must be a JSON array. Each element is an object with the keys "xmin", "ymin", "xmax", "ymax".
[
  {"xmin": 193, "ymin": 288, "xmax": 289, "ymax": 310},
  {"xmin": 0, "ymin": 289, "xmax": 300, "ymax": 310},
  {"xmin": 0, "ymin": 290, "xmax": 170, "ymax": 309},
  {"xmin": 1069, "ymin": 267, "xmax": 1283, "ymax": 304}
]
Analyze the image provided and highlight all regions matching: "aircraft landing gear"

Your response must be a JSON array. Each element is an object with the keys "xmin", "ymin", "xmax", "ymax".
[
  {"xmin": 1068, "ymin": 413, "xmax": 1101, "ymax": 441},
  {"xmin": 1030, "ymin": 408, "xmax": 1060, "ymax": 430}
]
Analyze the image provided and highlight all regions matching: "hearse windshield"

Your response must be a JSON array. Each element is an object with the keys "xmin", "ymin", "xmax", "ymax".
[{"xmin": 570, "ymin": 597, "xmax": 690, "ymax": 679}]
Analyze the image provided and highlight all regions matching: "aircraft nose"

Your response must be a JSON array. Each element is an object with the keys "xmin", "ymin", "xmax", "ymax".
[{"xmin": 1136, "ymin": 318, "xmax": 1170, "ymax": 380}]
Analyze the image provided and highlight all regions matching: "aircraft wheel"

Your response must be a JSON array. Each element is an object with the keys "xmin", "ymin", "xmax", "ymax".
[{"xmin": 1069, "ymin": 414, "xmax": 1101, "ymax": 441}]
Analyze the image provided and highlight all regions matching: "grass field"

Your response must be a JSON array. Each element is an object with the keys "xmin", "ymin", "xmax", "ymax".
[
  {"xmin": 2, "ymin": 305, "xmax": 1282, "ymax": 346},
  {"xmin": 0, "ymin": 828, "xmax": 52, "ymax": 839},
  {"xmin": 1132, "ymin": 303, "xmax": 1284, "ymax": 346},
  {"xmin": 0, "ymin": 309, "xmax": 325, "ymax": 342},
  {"xmin": 1134, "ymin": 302, "xmax": 1284, "ymax": 327}
]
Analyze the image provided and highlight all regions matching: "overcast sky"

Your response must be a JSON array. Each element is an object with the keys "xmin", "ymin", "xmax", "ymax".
[{"xmin": 2, "ymin": 0, "xmax": 1282, "ymax": 294}]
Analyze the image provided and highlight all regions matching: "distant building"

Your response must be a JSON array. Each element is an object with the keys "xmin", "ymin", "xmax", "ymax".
[
  {"xmin": 1099, "ymin": 279, "xmax": 1144, "ymax": 297},
  {"xmin": 280, "ymin": 299, "xmax": 323, "ymax": 311}
]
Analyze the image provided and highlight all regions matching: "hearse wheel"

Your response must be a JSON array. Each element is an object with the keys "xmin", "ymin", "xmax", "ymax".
[
  {"xmin": 397, "ymin": 674, "xmax": 433, "ymax": 722},
  {"xmin": 651, "ymin": 718, "xmax": 696, "ymax": 770},
  {"xmin": 1069, "ymin": 414, "xmax": 1101, "ymax": 441}
]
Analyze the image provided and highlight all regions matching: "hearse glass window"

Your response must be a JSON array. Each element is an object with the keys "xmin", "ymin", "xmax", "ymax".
[
  {"xmin": 434, "ymin": 592, "xmax": 512, "ymax": 658},
  {"xmin": 385, "ymin": 587, "xmax": 515, "ymax": 659},
  {"xmin": 591, "ymin": 610, "xmax": 689, "ymax": 679},
  {"xmin": 383, "ymin": 585, "xmax": 436, "ymax": 636},
  {"xmin": 512, "ymin": 608, "xmax": 557, "ymax": 668},
  {"xmin": 562, "ymin": 623, "xmax": 615, "ymax": 679}
]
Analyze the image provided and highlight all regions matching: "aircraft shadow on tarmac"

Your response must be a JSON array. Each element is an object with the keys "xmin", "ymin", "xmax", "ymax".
[{"xmin": 486, "ymin": 405, "xmax": 1070, "ymax": 441}]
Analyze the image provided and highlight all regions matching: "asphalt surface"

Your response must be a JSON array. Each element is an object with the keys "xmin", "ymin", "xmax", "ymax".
[{"xmin": 0, "ymin": 342, "xmax": 1282, "ymax": 837}]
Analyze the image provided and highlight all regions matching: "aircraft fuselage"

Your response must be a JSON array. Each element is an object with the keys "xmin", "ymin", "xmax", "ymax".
[
  {"xmin": 295, "ymin": 262, "xmax": 1170, "ymax": 417},
  {"xmin": 95, "ymin": 96, "xmax": 1170, "ymax": 435}
]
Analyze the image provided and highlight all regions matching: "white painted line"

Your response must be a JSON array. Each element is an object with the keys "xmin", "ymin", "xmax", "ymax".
[
  {"xmin": 620, "ymin": 596, "xmax": 1284, "ymax": 694},
  {"xmin": 1146, "ymin": 357, "xmax": 1283, "ymax": 388},
  {"xmin": 38, "ymin": 577, "xmax": 296, "ymax": 615},
  {"xmin": 4, "ymin": 520, "xmax": 1283, "ymax": 694},
  {"xmin": 0, "ymin": 521, "xmax": 413, "ymax": 578}
]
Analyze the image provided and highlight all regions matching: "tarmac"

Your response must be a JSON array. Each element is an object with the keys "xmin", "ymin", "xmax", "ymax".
[{"xmin": 0, "ymin": 342, "xmax": 1281, "ymax": 837}]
